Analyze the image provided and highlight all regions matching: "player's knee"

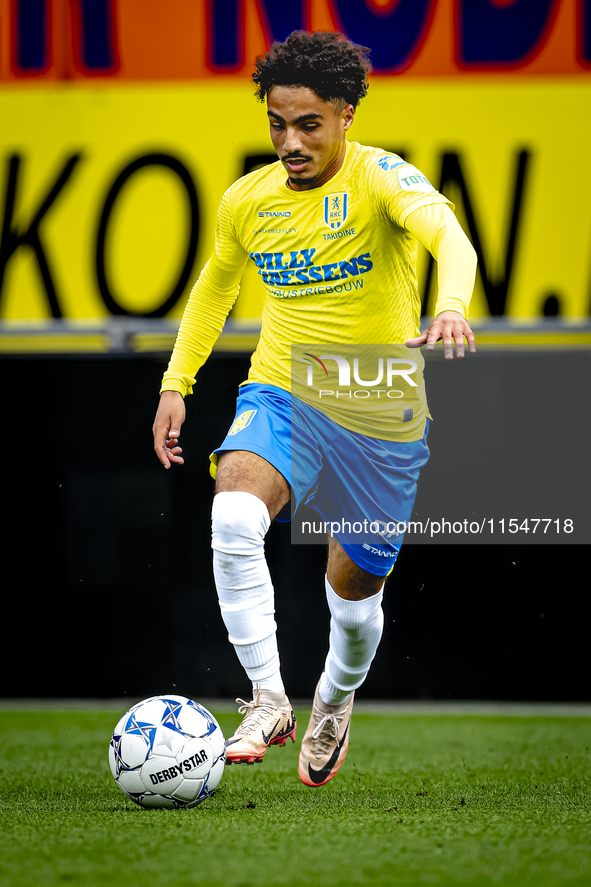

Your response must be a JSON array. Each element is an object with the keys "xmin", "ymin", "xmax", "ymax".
[
  {"xmin": 211, "ymin": 490, "xmax": 271, "ymax": 556},
  {"xmin": 326, "ymin": 579, "xmax": 384, "ymax": 632}
]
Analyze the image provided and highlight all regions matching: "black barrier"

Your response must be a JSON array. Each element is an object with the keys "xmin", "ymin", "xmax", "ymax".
[{"xmin": 0, "ymin": 352, "xmax": 588, "ymax": 701}]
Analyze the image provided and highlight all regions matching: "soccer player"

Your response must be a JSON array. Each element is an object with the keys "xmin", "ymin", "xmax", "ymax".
[{"xmin": 153, "ymin": 31, "xmax": 476, "ymax": 787}]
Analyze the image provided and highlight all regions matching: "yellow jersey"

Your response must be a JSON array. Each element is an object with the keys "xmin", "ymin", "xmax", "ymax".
[{"xmin": 161, "ymin": 140, "xmax": 459, "ymax": 440}]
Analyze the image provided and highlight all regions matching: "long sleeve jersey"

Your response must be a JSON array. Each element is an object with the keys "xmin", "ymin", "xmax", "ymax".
[{"xmin": 161, "ymin": 141, "xmax": 476, "ymax": 441}]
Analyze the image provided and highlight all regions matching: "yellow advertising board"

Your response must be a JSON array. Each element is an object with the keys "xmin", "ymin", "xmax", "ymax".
[
  {"xmin": 0, "ymin": 0, "xmax": 590, "ymax": 332},
  {"xmin": 1, "ymin": 79, "xmax": 590, "ymax": 324}
]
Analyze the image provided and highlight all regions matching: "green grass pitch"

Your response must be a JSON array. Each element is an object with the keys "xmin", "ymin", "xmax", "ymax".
[{"xmin": 0, "ymin": 705, "xmax": 590, "ymax": 886}]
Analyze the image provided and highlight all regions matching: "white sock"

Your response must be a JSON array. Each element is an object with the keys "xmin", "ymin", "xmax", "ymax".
[
  {"xmin": 211, "ymin": 491, "xmax": 285, "ymax": 696},
  {"xmin": 319, "ymin": 577, "xmax": 384, "ymax": 706}
]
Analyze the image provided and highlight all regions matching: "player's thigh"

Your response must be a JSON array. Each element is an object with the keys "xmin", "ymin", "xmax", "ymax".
[
  {"xmin": 326, "ymin": 538, "xmax": 385, "ymax": 600},
  {"xmin": 215, "ymin": 450, "xmax": 290, "ymax": 521}
]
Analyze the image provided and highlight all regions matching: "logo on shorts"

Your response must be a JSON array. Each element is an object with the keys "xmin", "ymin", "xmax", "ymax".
[
  {"xmin": 228, "ymin": 409, "xmax": 257, "ymax": 435},
  {"xmin": 323, "ymin": 193, "xmax": 348, "ymax": 230}
]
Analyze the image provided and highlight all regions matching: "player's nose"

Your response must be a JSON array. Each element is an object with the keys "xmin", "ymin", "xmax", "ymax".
[{"xmin": 283, "ymin": 126, "xmax": 304, "ymax": 154}]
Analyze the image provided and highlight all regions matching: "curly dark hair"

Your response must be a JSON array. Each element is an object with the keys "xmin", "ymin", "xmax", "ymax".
[{"xmin": 252, "ymin": 31, "xmax": 371, "ymax": 110}]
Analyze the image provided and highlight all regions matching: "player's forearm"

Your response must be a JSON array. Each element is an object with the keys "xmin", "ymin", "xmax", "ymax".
[
  {"xmin": 405, "ymin": 203, "xmax": 477, "ymax": 319},
  {"xmin": 433, "ymin": 225, "xmax": 477, "ymax": 318},
  {"xmin": 160, "ymin": 257, "xmax": 242, "ymax": 397}
]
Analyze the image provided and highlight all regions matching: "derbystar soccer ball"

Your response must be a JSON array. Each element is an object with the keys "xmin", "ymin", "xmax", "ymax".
[{"xmin": 108, "ymin": 695, "xmax": 226, "ymax": 808}]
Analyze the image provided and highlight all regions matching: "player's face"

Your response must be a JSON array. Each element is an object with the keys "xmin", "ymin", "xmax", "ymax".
[{"xmin": 266, "ymin": 86, "xmax": 354, "ymax": 191}]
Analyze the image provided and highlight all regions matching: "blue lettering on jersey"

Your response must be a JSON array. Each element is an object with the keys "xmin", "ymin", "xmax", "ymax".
[
  {"xmin": 250, "ymin": 248, "xmax": 316, "ymax": 270},
  {"xmin": 269, "ymin": 279, "xmax": 366, "ymax": 300},
  {"xmin": 323, "ymin": 227, "xmax": 356, "ymax": 241},
  {"xmin": 249, "ymin": 249, "xmax": 373, "ymax": 287}
]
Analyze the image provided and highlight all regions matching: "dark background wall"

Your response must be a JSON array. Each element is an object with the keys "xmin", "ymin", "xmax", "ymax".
[{"xmin": 1, "ymin": 351, "xmax": 588, "ymax": 702}]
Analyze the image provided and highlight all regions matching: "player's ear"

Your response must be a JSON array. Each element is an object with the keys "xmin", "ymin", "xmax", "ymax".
[{"xmin": 342, "ymin": 104, "xmax": 355, "ymax": 132}]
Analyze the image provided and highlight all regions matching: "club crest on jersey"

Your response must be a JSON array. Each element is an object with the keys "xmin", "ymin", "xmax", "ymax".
[
  {"xmin": 228, "ymin": 409, "xmax": 257, "ymax": 435},
  {"xmin": 323, "ymin": 193, "xmax": 348, "ymax": 230}
]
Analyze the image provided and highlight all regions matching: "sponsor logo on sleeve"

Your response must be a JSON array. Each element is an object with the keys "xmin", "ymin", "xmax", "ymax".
[
  {"xmin": 377, "ymin": 156, "xmax": 406, "ymax": 172},
  {"xmin": 397, "ymin": 165, "xmax": 436, "ymax": 193}
]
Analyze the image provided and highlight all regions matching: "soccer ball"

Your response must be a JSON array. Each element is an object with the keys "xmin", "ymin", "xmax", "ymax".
[{"xmin": 108, "ymin": 694, "xmax": 226, "ymax": 808}]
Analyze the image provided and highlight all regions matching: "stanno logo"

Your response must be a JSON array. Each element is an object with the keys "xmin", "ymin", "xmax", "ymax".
[
  {"xmin": 258, "ymin": 210, "xmax": 292, "ymax": 217},
  {"xmin": 323, "ymin": 193, "xmax": 348, "ymax": 230}
]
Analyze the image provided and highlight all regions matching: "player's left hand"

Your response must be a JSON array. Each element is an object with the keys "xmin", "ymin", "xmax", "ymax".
[{"xmin": 405, "ymin": 310, "xmax": 476, "ymax": 360}]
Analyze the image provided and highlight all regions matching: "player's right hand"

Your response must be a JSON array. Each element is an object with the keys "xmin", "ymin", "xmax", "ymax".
[{"xmin": 153, "ymin": 390, "xmax": 186, "ymax": 469}]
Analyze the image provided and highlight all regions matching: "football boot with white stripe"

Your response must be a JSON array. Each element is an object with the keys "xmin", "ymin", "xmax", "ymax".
[
  {"xmin": 225, "ymin": 685, "xmax": 296, "ymax": 765},
  {"xmin": 298, "ymin": 677, "xmax": 354, "ymax": 787}
]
